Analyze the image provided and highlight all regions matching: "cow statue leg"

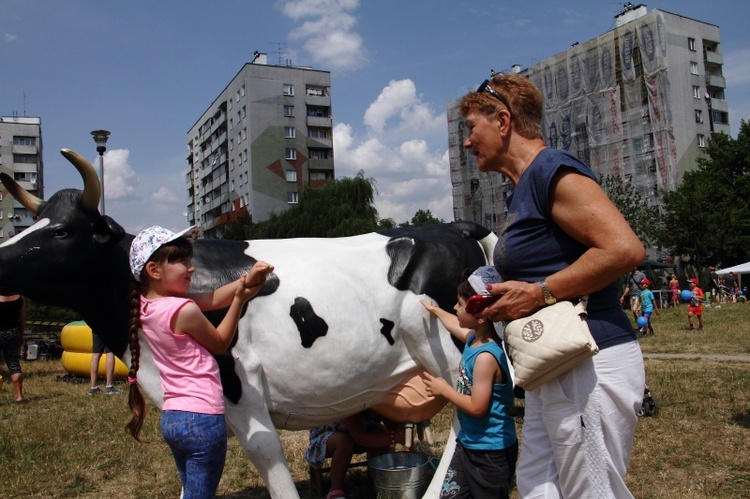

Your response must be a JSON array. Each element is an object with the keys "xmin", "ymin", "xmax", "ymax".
[
  {"xmin": 224, "ymin": 348, "xmax": 300, "ymax": 498},
  {"xmin": 423, "ymin": 413, "xmax": 459, "ymax": 498}
]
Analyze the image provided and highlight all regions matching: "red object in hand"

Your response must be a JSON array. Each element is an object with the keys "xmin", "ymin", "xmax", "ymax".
[{"xmin": 465, "ymin": 294, "xmax": 502, "ymax": 314}]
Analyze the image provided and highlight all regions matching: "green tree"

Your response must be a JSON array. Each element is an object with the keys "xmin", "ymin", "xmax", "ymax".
[
  {"xmin": 399, "ymin": 209, "xmax": 445, "ymax": 227},
  {"xmin": 659, "ymin": 121, "xmax": 750, "ymax": 267},
  {"xmin": 600, "ymin": 174, "xmax": 660, "ymax": 248},
  {"xmin": 223, "ymin": 171, "xmax": 380, "ymax": 240}
]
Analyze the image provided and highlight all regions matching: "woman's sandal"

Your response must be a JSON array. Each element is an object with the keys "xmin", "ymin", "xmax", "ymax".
[{"xmin": 326, "ymin": 489, "xmax": 346, "ymax": 499}]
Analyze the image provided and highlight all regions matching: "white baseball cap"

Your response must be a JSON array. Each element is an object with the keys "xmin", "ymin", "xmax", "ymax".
[{"xmin": 129, "ymin": 225, "xmax": 200, "ymax": 281}]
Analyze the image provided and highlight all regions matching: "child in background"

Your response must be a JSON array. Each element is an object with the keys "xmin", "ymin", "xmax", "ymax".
[
  {"xmin": 305, "ymin": 410, "xmax": 404, "ymax": 499},
  {"xmin": 639, "ymin": 278, "xmax": 659, "ymax": 335},
  {"xmin": 420, "ymin": 266, "xmax": 517, "ymax": 499},
  {"xmin": 687, "ymin": 278, "xmax": 705, "ymax": 332},
  {"xmin": 125, "ymin": 225, "xmax": 274, "ymax": 498}
]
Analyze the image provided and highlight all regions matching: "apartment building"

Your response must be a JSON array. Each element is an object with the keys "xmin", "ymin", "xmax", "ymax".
[
  {"xmin": 448, "ymin": 5, "xmax": 728, "ymax": 234},
  {"xmin": 187, "ymin": 53, "xmax": 334, "ymax": 238},
  {"xmin": 0, "ymin": 116, "xmax": 44, "ymax": 241}
]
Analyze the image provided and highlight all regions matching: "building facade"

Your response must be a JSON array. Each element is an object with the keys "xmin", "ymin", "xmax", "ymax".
[
  {"xmin": 0, "ymin": 116, "xmax": 44, "ymax": 241},
  {"xmin": 449, "ymin": 6, "xmax": 728, "ymax": 237},
  {"xmin": 186, "ymin": 53, "xmax": 334, "ymax": 238}
]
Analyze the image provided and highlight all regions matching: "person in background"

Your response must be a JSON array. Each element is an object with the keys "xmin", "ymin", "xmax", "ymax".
[
  {"xmin": 639, "ymin": 278, "xmax": 659, "ymax": 335},
  {"xmin": 724, "ymin": 272, "xmax": 737, "ymax": 303},
  {"xmin": 125, "ymin": 225, "xmax": 274, "ymax": 498},
  {"xmin": 89, "ymin": 333, "xmax": 122, "ymax": 395},
  {"xmin": 420, "ymin": 266, "xmax": 517, "ymax": 499},
  {"xmin": 305, "ymin": 411, "xmax": 404, "ymax": 499},
  {"xmin": 708, "ymin": 266, "xmax": 720, "ymax": 308},
  {"xmin": 621, "ymin": 267, "xmax": 647, "ymax": 321},
  {"xmin": 460, "ymin": 74, "xmax": 645, "ymax": 498},
  {"xmin": 0, "ymin": 294, "xmax": 26, "ymax": 403},
  {"xmin": 687, "ymin": 278, "xmax": 705, "ymax": 332},
  {"xmin": 669, "ymin": 273, "xmax": 681, "ymax": 308}
]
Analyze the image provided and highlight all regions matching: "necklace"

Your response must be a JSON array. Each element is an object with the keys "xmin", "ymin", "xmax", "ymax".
[{"xmin": 522, "ymin": 145, "xmax": 546, "ymax": 169}]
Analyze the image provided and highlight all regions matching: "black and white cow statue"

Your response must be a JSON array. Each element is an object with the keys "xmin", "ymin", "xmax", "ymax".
[{"xmin": 0, "ymin": 149, "xmax": 498, "ymax": 497}]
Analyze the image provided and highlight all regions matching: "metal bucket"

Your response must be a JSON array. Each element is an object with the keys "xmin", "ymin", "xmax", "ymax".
[{"xmin": 368, "ymin": 452, "xmax": 436, "ymax": 499}]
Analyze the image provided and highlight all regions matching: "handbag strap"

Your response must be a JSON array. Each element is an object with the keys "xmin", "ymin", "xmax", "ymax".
[{"xmin": 574, "ymin": 295, "xmax": 590, "ymax": 319}]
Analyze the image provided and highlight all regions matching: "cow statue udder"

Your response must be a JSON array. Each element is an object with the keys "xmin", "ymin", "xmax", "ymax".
[{"xmin": 0, "ymin": 149, "xmax": 498, "ymax": 498}]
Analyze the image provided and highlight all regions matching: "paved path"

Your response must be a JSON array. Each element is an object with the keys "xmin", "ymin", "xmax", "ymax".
[{"xmin": 643, "ymin": 353, "xmax": 750, "ymax": 362}]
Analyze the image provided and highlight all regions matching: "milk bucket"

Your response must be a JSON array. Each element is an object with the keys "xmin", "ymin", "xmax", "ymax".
[{"xmin": 368, "ymin": 452, "xmax": 438, "ymax": 499}]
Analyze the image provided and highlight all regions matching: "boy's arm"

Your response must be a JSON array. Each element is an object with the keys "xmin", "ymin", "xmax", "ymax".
[
  {"xmin": 420, "ymin": 299, "xmax": 472, "ymax": 343},
  {"xmin": 420, "ymin": 353, "xmax": 498, "ymax": 418}
]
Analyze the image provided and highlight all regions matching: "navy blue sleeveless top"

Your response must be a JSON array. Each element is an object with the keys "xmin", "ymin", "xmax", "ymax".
[{"xmin": 494, "ymin": 148, "xmax": 636, "ymax": 350}]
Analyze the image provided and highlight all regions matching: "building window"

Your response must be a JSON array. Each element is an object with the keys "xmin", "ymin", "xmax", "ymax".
[
  {"xmin": 695, "ymin": 109, "xmax": 703, "ymax": 123},
  {"xmin": 688, "ymin": 38, "xmax": 696, "ymax": 51},
  {"xmin": 690, "ymin": 62, "xmax": 699, "ymax": 75},
  {"xmin": 283, "ymin": 84, "xmax": 294, "ymax": 96},
  {"xmin": 308, "ymin": 148, "xmax": 329, "ymax": 159},
  {"xmin": 310, "ymin": 172, "xmax": 327, "ymax": 181},
  {"xmin": 284, "ymin": 127, "xmax": 296, "ymax": 139},
  {"xmin": 697, "ymin": 134, "xmax": 705, "ymax": 147},
  {"xmin": 240, "ymin": 85, "xmax": 245, "ymax": 97},
  {"xmin": 12, "ymin": 154, "xmax": 38, "ymax": 164},
  {"xmin": 284, "ymin": 105, "xmax": 294, "ymax": 117},
  {"xmin": 307, "ymin": 106, "xmax": 329, "ymax": 117},
  {"xmin": 285, "ymin": 148, "xmax": 297, "ymax": 160},
  {"xmin": 285, "ymin": 170, "xmax": 297, "ymax": 182},
  {"xmin": 308, "ymin": 129, "xmax": 327, "ymax": 139},
  {"xmin": 693, "ymin": 85, "xmax": 701, "ymax": 99},
  {"xmin": 306, "ymin": 87, "xmax": 327, "ymax": 97},
  {"xmin": 287, "ymin": 192, "xmax": 299, "ymax": 204},
  {"xmin": 13, "ymin": 137, "xmax": 36, "ymax": 146}
]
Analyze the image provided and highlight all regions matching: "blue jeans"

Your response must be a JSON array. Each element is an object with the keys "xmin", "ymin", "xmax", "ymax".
[{"xmin": 161, "ymin": 410, "xmax": 227, "ymax": 499}]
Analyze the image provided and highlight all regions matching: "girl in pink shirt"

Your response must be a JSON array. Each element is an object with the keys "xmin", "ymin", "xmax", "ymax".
[{"xmin": 125, "ymin": 225, "xmax": 273, "ymax": 498}]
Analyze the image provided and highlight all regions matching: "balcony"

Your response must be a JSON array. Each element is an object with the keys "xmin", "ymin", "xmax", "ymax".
[
  {"xmin": 704, "ymin": 51, "xmax": 723, "ymax": 65},
  {"xmin": 710, "ymin": 98, "xmax": 728, "ymax": 113},
  {"xmin": 706, "ymin": 74, "xmax": 726, "ymax": 88},
  {"xmin": 307, "ymin": 116, "xmax": 332, "ymax": 128},
  {"xmin": 713, "ymin": 123, "xmax": 731, "ymax": 136},
  {"xmin": 11, "ymin": 144, "xmax": 38, "ymax": 154},
  {"xmin": 305, "ymin": 94, "xmax": 330, "ymax": 107},
  {"xmin": 307, "ymin": 158, "xmax": 334, "ymax": 171},
  {"xmin": 307, "ymin": 136, "xmax": 333, "ymax": 148}
]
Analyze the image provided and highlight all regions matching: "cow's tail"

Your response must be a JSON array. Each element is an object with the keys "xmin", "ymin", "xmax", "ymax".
[{"xmin": 451, "ymin": 221, "xmax": 498, "ymax": 266}]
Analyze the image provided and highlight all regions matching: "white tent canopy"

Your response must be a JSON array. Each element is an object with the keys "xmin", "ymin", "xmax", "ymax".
[
  {"xmin": 716, "ymin": 262, "xmax": 750, "ymax": 275},
  {"xmin": 716, "ymin": 262, "xmax": 750, "ymax": 290}
]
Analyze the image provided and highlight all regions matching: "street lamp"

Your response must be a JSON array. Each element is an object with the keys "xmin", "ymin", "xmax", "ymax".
[{"xmin": 90, "ymin": 130, "xmax": 110, "ymax": 214}]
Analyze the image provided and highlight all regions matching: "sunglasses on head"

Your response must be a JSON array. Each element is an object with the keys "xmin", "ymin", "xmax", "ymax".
[{"xmin": 477, "ymin": 79, "xmax": 512, "ymax": 116}]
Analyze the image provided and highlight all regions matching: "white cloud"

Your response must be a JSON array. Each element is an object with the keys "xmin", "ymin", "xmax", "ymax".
[
  {"xmin": 333, "ymin": 80, "xmax": 453, "ymax": 224},
  {"xmin": 280, "ymin": 0, "xmax": 367, "ymax": 71},
  {"xmin": 151, "ymin": 186, "xmax": 179, "ymax": 204},
  {"xmin": 5, "ymin": 33, "xmax": 17, "ymax": 42},
  {"xmin": 98, "ymin": 149, "xmax": 137, "ymax": 201},
  {"xmin": 364, "ymin": 79, "xmax": 446, "ymax": 138}
]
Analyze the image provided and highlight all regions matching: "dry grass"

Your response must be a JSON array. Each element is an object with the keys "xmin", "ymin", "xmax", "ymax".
[{"xmin": 1, "ymin": 301, "xmax": 749, "ymax": 498}]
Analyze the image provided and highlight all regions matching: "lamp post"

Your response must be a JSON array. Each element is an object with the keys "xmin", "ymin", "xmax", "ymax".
[{"xmin": 90, "ymin": 130, "xmax": 110, "ymax": 214}]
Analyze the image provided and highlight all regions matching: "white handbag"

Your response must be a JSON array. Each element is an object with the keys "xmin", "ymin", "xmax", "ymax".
[{"xmin": 504, "ymin": 296, "xmax": 598, "ymax": 391}]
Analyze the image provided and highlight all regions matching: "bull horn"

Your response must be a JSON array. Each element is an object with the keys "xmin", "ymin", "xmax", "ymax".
[
  {"xmin": 61, "ymin": 148, "xmax": 100, "ymax": 212},
  {"xmin": 0, "ymin": 172, "xmax": 43, "ymax": 215}
]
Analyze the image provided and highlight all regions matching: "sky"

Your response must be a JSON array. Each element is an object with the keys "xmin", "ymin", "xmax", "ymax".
[{"xmin": 2, "ymin": 0, "xmax": 749, "ymax": 235}]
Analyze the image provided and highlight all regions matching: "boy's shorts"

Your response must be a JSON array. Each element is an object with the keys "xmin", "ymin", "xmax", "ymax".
[
  {"xmin": 92, "ymin": 334, "xmax": 111, "ymax": 354},
  {"xmin": 688, "ymin": 305, "xmax": 703, "ymax": 316}
]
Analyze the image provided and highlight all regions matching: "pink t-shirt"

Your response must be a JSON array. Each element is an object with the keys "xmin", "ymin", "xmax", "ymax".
[{"xmin": 140, "ymin": 295, "xmax": 224, "ymax": 414}]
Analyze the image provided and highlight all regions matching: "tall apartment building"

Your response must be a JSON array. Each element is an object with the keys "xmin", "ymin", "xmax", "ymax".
[
  {"xmin": 187, "ymin": 53, "xmax": 334, "ymax": 238},
  {"xmin": 448, "ymin": 5, "xmax": 728, "ymax": 235},
  {"xmin": 0, "ymin": 116, "xmax": 44, "ymax": 241}
]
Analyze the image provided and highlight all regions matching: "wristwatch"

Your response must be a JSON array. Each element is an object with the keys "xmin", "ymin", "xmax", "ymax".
[{"xmin": 539, "ymin": 280, "xmax": 557, "ymax": 305}]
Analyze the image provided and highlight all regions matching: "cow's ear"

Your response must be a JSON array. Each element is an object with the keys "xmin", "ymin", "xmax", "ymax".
[{"xmin": 92, "ymin": 216, "xmax": 126, "ymax": 247}]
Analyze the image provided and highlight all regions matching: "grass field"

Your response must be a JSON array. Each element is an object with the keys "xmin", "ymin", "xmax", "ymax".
[{"xmin": 1, "ymin": 301, "xmax": 749, "ymax": 498}]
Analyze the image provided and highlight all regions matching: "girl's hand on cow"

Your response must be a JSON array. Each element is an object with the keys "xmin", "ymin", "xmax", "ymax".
[
  {"xmin": 479, "ymin": 280, "xmax": 543, "ymax": 323},
  {"xmin": 236, "ymin": 262, "xmax": 274, "ymax": 301},
  {"xmin": 420, "ymin": 371, "xmax": 451, "ymax": 398}
]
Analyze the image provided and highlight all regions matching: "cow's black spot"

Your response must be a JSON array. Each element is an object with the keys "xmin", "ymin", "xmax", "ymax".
[
  {"xmin": 216, "ymin": 353, "xmax": 242, "ymax": 405},
  {"xmin": 379, "ymin": 318, "xmax": 395, "ymax": 345},
  {"xmin": 290, "ymin": 297, "xmax": 328, "ymax": 348},
  {"xmin": 380, "ymin": 221, "xmax": 491, "ymax": 313}
]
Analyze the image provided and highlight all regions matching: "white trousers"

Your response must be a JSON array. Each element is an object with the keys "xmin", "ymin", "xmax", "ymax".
[{"xmin": 517, "ymin": 341, "xmax": 645, "ymax": 498}]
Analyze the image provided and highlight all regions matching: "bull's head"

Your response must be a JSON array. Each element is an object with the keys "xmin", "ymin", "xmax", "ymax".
[{"xmin": 0, "ymin": 149, "xmax": 128, "ymax": 327}]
